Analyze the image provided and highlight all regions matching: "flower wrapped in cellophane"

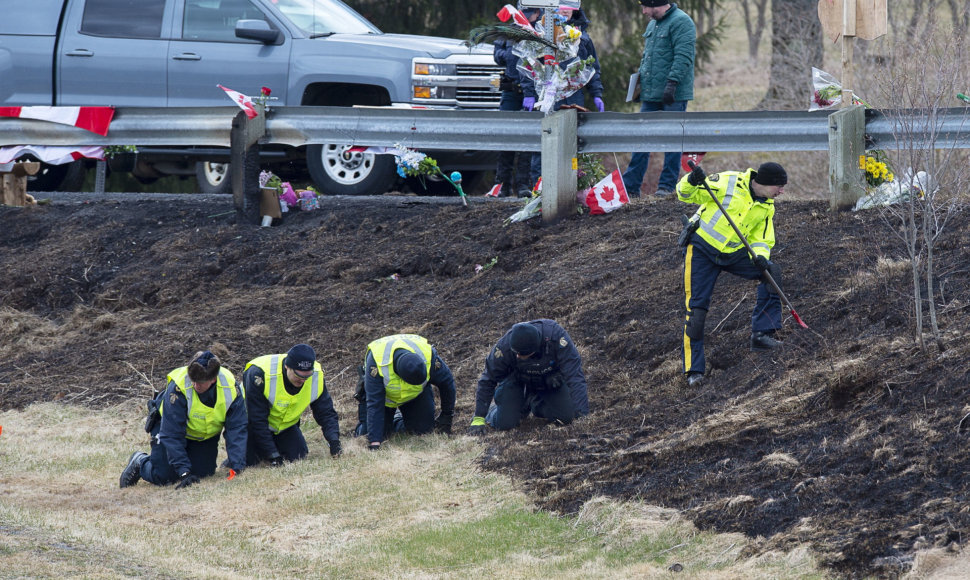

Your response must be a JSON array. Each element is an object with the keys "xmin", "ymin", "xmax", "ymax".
[{"xmin": 515, "ymin": 31, "xmax": 595, "ymax": 113}]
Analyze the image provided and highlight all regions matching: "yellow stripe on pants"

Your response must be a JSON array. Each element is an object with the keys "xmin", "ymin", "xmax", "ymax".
[{"xmin": 683, "ymin": 243, "xmax": 693, "ymax": 373}]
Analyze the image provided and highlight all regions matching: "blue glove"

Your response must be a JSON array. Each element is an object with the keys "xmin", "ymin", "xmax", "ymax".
[
  {"xmin": 522, "ymin": 97, "xmax": 536, "ymax": 111},
  {"xmin": 593, "ymin": 97, "xmax": 604, "ymax": 112}
]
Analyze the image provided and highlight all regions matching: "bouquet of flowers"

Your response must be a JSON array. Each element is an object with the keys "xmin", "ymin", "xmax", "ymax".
[
  {"xmin": 862, "ymin": 151, "xmax": 894, "ymax": 188},
  {"xmin": 514, "ymin": 23, "xmax": 595, "ymax": 113},
  {"xmin": 393, "ymin": 144, "xmax": 467, "ymax": 205},
  {"xmin": 809, "ymin": 68, "xmax": 869, "ymax": 111}
]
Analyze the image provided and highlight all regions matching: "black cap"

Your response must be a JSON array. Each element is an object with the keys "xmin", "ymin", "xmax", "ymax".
[
  {"xmin": 639, "ymin": 0, "xmax": 669, "ymax": 7},
  {"xmin": 393, "ymin": 349, "xmax": 427, "ymax": 385},
  {"xmin": 284, "ymin": 343, "xmax": 316, "ymax": 373},
  {"xmin": 509, "ymin": 322, "xmax": 542, "ymax": 355},
  {"xmin": 754, "ymin": 162, "xmax": 788, "ymax": 186}
]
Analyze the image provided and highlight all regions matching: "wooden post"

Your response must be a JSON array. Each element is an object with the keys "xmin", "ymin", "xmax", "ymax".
[
  {"xmin": 840, "ymin": 0, "xmax": 856, "ymax": 107},
  {"xmin": 540, "ymin": 108, "xmax": 578, "ymax": 224},
  {"xmin": 230, "ymin": 103, "xmax": 266, "ymax": 224},
  {"xmin": 1, "ymin": 162, "xmax": 40, "ymax": 206},
  {"xmin": 828, "ymin": 104, "xmax": 866, "ymax": 210}
]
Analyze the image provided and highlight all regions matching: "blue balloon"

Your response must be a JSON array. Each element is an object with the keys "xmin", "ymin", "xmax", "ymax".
[{"xmin": 450, "ymin": 171, "xmax": 462, "ymax": 182}]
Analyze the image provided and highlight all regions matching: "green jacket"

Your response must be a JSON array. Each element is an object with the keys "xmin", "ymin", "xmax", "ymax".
[{"xmin": 637, "ymin": 4, "xmax": 696, "ymax": 102}]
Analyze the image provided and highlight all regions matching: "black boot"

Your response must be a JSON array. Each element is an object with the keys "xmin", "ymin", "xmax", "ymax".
[
  {"xmin": 686, "ymin": 372, "xmax": 704, "ymax": 387},
  {"xmin": 120, "ymin": 451, "xmax": 148, "ymax": 488},
  {"xmin": 751, "ymin": 331, "xmax": 783, "ymax": 351}
]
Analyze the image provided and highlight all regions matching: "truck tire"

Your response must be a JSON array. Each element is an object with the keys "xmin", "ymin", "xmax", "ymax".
[
  {"xmin": 27, "ymin": 160, "xmax": 87, "ymax": 192},
  {"xmin": 306, "ymin": 143, "xmax": 397, "ymax": 196},
  {"xmin": 195, "ymin": 161, "xmax": 232, "ymax": 194}
]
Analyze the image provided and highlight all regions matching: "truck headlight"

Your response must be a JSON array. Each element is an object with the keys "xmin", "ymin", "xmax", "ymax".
[{"xmin": 414, "ymin": 63, "xmax": 457, "ymax": 76}]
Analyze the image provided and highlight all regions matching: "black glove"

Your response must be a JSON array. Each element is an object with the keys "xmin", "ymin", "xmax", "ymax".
[
  {"xmin": 175, "ymin": 472, "xmax": 200, "ymax": 490},
  {"xmin": 268, "ymin": 454, "xmax": 284, "ymax": 467},
  {"xmin": 434, "ymin": 413, "xmax": 454, "ymax": 435},
  {"xmin": 753, "ymin": 255, "xmax": 770, "ymax": 272},
  {"xmin": 687, "ymin": 165, "xmax": 706, "ymax": 186},
  {"xmin": 352, "ymin": 422, "xmax": 366, "ymax": 437},
  {"xmin": 662, "ymin": 80, "xmax": 678, "ymax": 106},
  {"xmin": 328, "ymin": 440, "xmax": 342, "ymax": 457}
]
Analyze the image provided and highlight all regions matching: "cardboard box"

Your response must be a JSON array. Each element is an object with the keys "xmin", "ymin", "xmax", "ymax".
[{"xmin": 259, "ymin": 187, "xmax": 282, "ymax": 218}]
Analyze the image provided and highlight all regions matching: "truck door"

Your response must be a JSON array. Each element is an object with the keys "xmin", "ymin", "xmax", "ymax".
[
  {"xmin": 56, "ymin": 0, "xmax": 172, "ymax": 106},
  {"xmin": 167, "ymin": 0, "xmax": 289, "ymax": 106}
]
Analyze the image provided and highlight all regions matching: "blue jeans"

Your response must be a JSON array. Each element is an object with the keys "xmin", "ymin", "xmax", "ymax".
[
  {"xmin": 621, "ymin": 100, "xmax": 688, "ymax": 196},
  {"xmin": 496, "ymin": 91, "xmax": 532, "ymax": 193}
]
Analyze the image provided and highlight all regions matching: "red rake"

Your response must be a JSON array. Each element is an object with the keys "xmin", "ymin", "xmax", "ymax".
[{"xmin": 687, "ymin": 160, "xmax": 809, "ymax": 329}]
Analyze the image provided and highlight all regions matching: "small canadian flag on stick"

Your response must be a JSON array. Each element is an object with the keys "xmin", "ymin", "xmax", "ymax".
[
  {"xmin": 583, "ymin": 170, "xmax": 629, "ymax": 215},
  {"xmin": 217, "ymin": 85, "xmax": 260, "ymax": 119}
]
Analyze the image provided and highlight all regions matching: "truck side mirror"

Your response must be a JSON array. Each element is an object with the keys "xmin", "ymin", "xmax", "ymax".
[{"xmin": 235, "ymin": 19, "xmax": 280, "ymax": 44}]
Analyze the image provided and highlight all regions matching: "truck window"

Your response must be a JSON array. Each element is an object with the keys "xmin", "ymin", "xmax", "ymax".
[
  {"xmin": 81, "ymin": 0, "xmax": 165, "ymax": 39},
  {"xmin": 271, "ymin": 0, "xmax": 379, "ymax": 36},
  {"xmin": 182, "ymin": 0, "xmax": 270, "ymax": 42}
]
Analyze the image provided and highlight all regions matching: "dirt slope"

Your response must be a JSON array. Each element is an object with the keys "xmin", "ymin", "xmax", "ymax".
[{"xmin": 2, "ymin": 193, "xmax": 969, "ymax": 578}]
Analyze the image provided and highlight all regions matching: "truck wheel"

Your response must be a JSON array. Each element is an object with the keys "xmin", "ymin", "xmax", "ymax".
[
  {"xmin": 306, "ymin": 144, "xmax": 396, "ymax": 196},
  {"xmin": 195, "ymin": 161, "xmax": 232, "ymax": 194},
  {"xmin": 27, "ymin": 160, "xmax": 87, "ymax": 192}
]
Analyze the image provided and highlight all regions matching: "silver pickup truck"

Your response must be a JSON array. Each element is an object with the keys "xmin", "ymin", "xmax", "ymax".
[{"xmin": 1, "ymin": 0, "xmax": 501, "ymax": 194}]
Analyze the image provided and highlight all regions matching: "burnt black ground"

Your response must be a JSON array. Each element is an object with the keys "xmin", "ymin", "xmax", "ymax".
[{"xmin": 2, "ymin": 191, "xmax": 969, "ymax": 578}]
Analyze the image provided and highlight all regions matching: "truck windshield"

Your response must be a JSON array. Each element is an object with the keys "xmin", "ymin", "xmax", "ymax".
[{"xmin": 271, "ymin": 0, "xmax": 380, "ymax": 36}]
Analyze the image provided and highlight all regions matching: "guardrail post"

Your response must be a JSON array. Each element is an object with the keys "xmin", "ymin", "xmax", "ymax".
[
  {"xmin": 230, "ymin": 105, "xmax": 265, "ymax": 224},
  {"xmin": 540, "ymin": 108, "xmax": 578, "ymax": 224},
  {"xmin": 828, "ymin": 104, "xmax": 866, "ymax": 211}
]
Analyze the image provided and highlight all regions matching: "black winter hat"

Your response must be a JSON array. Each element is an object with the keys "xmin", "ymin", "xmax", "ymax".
[
  {"xmin": 393, "ymin": 349, "xmax": 427, "ymax": 385},
  {"xmin": 509, "ymin": 322, "xmax": 542, "ymax": 355},
  {"xmin": 639, "ymin": 0, "xmax": 670, "ymax": 7},
  {"xmin": 284, "ymin": 343, "xmax": 316, "ymax": 373},
  {"xmin": 754, "ymin": 162, "xmax": 788, "ymax": 186}
]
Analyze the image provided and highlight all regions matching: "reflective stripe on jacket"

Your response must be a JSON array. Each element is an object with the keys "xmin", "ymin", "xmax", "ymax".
[
  {"xmin": 245, "ymin": 354, "xmax": 324, "ymax": 433},
  {"xmin": 366, "ymin": 334, "xmax": 433, "ymax": 407},
  {"xmin": 162, "ymin": 366, "xmax": 237, "ymax": 441},
  {"xmin": 676, "ymin": 168, "xmax": 775, "ymax": 259}
]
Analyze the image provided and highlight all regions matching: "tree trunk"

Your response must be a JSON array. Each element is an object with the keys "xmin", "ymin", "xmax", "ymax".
[{"xmin": 762, "ymin": 0, "xmax": 824, "ymax": 109}]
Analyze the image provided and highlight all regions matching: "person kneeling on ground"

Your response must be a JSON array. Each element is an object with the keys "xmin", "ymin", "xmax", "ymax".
[
  {"xmin": 352, "ymin": 334, "xmax": 457, "ymax": 451},
  {"xmin": 468, "ymin": 319, "xmax": 589, "ymax": 435},
  {"xmin": 120, "ymin": 350, "xmax": 247, "ymax": 489},
  {"xmin": 242, "ymin": 343, "xmax": 341, "ymax": 466}
]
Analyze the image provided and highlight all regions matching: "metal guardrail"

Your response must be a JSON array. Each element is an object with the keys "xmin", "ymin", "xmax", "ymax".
[
  {"xmin": 865, "ymin": 108, "xmax": 970, "ymax": 150},
  {"xmin": 3, "ymin": 106, "xmax": 969, "ymax": 153}
]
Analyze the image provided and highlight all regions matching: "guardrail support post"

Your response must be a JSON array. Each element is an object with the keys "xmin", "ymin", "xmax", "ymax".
[
  {"xmin": 230, "ymin": 106, "xmax": 265, "ymax": 224},
  {"xmin": 541, "ymin": 108, "xmax": 578, "ymax": 224},
  {"xmin": 828, "ymin": 104, "xmax": 866, "ymax": 211}
]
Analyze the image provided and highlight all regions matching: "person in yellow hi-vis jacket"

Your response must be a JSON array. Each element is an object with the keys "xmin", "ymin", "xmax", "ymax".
[
  {"xmin": 120, "ymin": 350, "xmax": 247, "ymax": 490},
  {"xmin": 352, "ymin": 334, "xmax": 456, "ymax": 451},
  {"xmin": 676, "ymin": 162, "xmax": 788, "ymax": 388},
  {"xmin": 242, "ymin": 344, "xmax": 341, "ymax": 465}
]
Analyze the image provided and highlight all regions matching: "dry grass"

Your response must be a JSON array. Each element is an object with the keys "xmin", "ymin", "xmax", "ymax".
[{"xmin": 0, "ymin": 402, "xmax": 827, "ymax": 579}]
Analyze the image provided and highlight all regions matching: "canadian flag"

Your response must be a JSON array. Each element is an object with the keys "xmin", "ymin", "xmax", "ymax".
[
  {"xmin": 583, "ymin": 170, "xmax": 629, "ymax": 215},
  {"xmin": 0, "ymin": 145, "xmax": 104, "ymax": 165},
  {"xmin": 0, "ymin": 106, "xmax": 114, "ymax": 136},
  {"xmin": 496, "ymin": 4, "xmax": 537, "ymax": 32},
  {"xmin": 217, "ymin": 85, "xmax": 259, "ymax": 119}
]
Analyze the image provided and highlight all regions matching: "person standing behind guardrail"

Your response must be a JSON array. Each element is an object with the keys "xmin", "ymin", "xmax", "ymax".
[
  {"xmin": 527, "ymin": 4, "xmax": 605, "ymax": 188},
  {"xmin": 621, "ymin": 1, "xmax": 695, "ymax": 198},
  {"xmin": 491, "ymin": 3, "xmax": 543, "ymax": 198}
]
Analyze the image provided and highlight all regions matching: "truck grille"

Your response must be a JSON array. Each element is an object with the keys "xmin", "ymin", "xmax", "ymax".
[{"xmin": 456, "ymin": 63, "xmax": 502, "ymax": 108}]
